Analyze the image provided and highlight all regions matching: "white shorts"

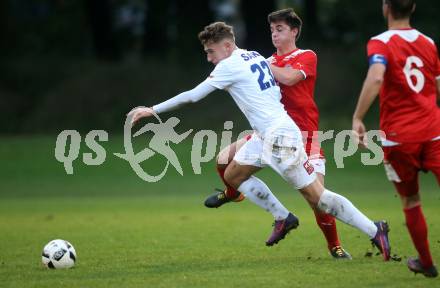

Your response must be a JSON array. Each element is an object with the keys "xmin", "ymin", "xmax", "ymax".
[
  {"xmin": 234, "ymin": 133, "xmax": 317, "ymax": 189},
  {"xmin": 309, "ymin": 157, "xmax": 325, "ymax": 176}
]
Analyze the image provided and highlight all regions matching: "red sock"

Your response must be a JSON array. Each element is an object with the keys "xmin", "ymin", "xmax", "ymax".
[
  {"xmin": 404, "ymin": 205, "xmax": 433, "ymax": 268},
  {"xmin": 216, "ymin": 165, "xmax": 240, "ymax": 199},
  {"xmin": 314, "ymin": 211, "xmax": 340, "ymax": 250}
]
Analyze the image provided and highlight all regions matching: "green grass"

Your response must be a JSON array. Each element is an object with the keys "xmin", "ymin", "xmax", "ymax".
[{"xmin": 0, "ymin": 135, "xmax": 439, "ymax": 287}]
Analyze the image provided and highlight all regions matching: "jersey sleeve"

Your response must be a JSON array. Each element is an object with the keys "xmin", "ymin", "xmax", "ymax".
[
  {"xmin": 205, "ymin": 61, "xmax": 234, "ymax": 90},
  {"xmin": 367, "ymin": 39, "xmax": 390, "ymax": 66},
  {"xmin": 289, "ymin": 51, "xmax": 317, "ymax": 79},
  {"xmin": 152, "ymin": 80, "xmax": 217, "ymax": 114}
]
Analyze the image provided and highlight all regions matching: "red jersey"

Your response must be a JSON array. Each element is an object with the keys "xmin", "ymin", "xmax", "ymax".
[
  {"xmin": 270, "ymin": 49, "xmax": 322, "ymax": 157},
  {"xmin": 367, "ymin": 29, "xmax": 440, "ymax": 143},
  {"xmin": 270, "ymin": 49, "xmax": 319, "ymax": 133}
]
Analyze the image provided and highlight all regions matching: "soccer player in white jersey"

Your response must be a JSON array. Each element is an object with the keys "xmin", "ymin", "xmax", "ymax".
[
  {"xmin": 130, "ymin": 22, "xmax": 391, "ymax": 260},
  {"xmin": 205, "ymin": 8, "xmax": 351, "ymax": 260}
]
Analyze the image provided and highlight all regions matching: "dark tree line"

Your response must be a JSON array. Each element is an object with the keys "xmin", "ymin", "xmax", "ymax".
[{"xmin": 2, "ymin": 0, "xmax": 438, "ymax": 60}]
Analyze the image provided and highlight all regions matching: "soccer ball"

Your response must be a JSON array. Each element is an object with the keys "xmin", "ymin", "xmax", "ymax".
[{"xmin": 41, "ymin": 239, "xmax": 77, "ymax": 269}]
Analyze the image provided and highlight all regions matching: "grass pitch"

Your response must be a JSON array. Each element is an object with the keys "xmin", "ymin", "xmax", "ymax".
[{"xmin": 0, "ymin": 135, "xmax": 439, "ymax": 287}]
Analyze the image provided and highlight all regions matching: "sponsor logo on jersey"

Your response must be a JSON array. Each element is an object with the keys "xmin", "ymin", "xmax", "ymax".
[{"xmin": 303, "ymin": 159, "xmax": 315, "ymax": 175}]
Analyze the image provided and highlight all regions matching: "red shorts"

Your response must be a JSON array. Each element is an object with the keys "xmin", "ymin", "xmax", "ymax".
[{"xmin": 383, "ymin": 139, "xmax": 440, "ymax": 196}]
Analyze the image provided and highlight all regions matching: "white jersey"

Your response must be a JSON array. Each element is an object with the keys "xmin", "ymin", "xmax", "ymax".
[{"xmin": 205, "ymin": 48, "xmax": 299, "ymax": 136}]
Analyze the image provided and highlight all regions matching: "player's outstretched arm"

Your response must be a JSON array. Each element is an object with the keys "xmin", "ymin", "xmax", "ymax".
[
  {"xmin": 153, "ymin": 80, "xmax": 216, "ymax": 113},
  {"xmin": 352, "ymin": 63, "xmax": 386, "ymax": 146},
  {"xmin": 129, "ymin": 80, "xmax": 217, "ymax": 126}
]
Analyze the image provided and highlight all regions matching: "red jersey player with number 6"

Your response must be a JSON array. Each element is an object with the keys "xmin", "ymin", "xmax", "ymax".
[{"xmin": 353, "ymin": 0, "xmax": 440, "ymax": 278}]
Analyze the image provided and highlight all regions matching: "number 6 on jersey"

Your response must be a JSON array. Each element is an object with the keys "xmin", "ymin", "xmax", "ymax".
[{"xmin": 403, "ymin": 56, "xmax": 425, "ymax": 93}]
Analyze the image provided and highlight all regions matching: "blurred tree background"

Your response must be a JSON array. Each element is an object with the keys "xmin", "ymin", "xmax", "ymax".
[{"xmin": 0, "ymin": 0, "xmax": 438, "ymax": 134}]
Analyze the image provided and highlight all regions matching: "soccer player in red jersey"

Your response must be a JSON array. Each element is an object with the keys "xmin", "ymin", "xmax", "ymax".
[
  {"xmin": 205, "ymin": 8, "xmax": 351, "ymax": 259},
  {"xmin": 353, "ymin": 0, "xmax": 440, "ymax": 277},
  {"xmin": 132, "ymin": 21, "xmax": 391, "ymax": 262}
]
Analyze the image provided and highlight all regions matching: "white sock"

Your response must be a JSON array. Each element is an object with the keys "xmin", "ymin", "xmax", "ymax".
[
  {"xmin": 318, "ymin": 189, "xmax": 377, "ymax": 238},
  {"xmin": 238, "ymin": 176, "xmax": 289, "ymax": 221}
]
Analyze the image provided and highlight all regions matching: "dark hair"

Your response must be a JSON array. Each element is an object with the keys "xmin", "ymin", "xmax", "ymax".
[
  {"xmin": 385, "ymin": 0, "xmax": 415, "ymax": 19},
  {"xmin": 268, "ymin": 8, "xmax": 303, "ymax": 41},
  {"xmin": 198, "ymin": 22, "xmax": 235, "ymax": 45}
]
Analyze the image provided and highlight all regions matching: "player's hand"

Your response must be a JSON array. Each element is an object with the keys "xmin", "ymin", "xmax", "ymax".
[
  {"xmin": 352, "ymin": 118, "xmax": 367, "ymax": 148},
  {"xmin": 127, "ymin": 106, "xmax": 155, "ymax": 126}
]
